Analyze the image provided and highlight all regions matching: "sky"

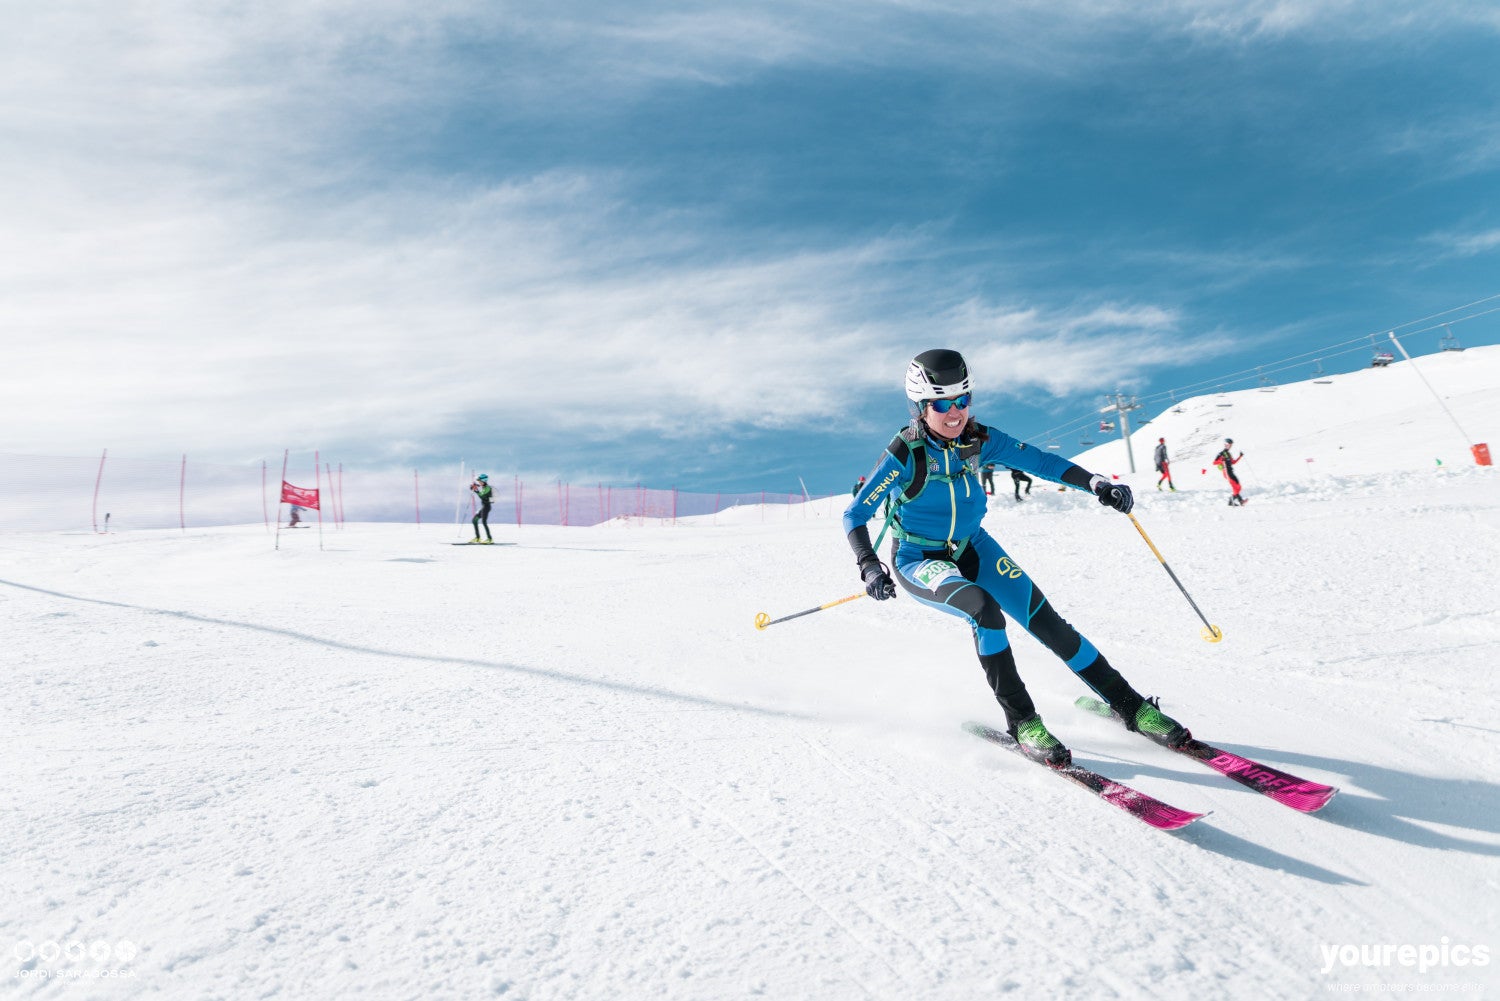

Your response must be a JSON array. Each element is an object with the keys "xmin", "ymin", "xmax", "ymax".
[{"xmin": 3, "ymin": 1, "xmax": 1500, "ymax": 494}]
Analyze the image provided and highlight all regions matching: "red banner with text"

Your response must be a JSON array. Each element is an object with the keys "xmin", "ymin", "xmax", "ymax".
[{"xmin": 280, "ymin": 482, "xmax": 320, "ymax": 509}]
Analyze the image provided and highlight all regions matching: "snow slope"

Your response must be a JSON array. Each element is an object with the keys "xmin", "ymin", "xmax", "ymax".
[
  {"xmin": 3, "ymin": 348, "xmax": 1499, "ymax": 999},
  {"xmin": 1073, "ymin": 343, "xmax": 1500, "ymax": 485}
]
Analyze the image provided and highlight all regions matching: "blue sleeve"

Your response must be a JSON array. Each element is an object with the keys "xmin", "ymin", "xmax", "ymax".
[
  {"xmin": 842, "ymin": 449, "xmax": 909, "ymax": 533},
  {"xmin": 981, "ymin": 431, "xmax": 1092, "ymax": 490}
]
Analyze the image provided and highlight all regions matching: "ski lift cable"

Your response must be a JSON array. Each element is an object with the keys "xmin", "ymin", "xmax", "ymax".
[
  {"xmin": 1117, "ymin": 303, "xmax": 1499, "ymax": 410},
  {"xmin": 1022, "ymin": 296, "xmax": 1500, "ymax": 443},
  {"xmin": 1151, "ymin": 302, "xmax": 1500, "ymax": 401}
]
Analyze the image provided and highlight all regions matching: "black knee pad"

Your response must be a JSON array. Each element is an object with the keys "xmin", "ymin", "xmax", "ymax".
[{"xmin": 948, "ymin": 585, "xmax": 1006, "ymax": 631}]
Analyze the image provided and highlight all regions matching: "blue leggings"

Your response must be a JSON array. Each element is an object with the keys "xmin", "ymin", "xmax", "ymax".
[{"xmin": 893, "ymin": 529, "xmax": 1099, "ymax": 672}]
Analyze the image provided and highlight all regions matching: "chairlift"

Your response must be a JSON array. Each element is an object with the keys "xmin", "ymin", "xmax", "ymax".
[
  {"xmin": 1257, "ymin": 366, "xmax": 1276, "ymax": 392},
  {"xmin": 1099, "ymin": 420, "xmax": 1115, "ymax": 433},
  {"xmin": 1079, "ymin": 433, "xmax": 1096, "ymax": 446},
  {"xmin": 1045, "ymin": 437, "xmax": 1061, "ymax": 451},
  {"xmin": 1440, "ymin": 324, "xmax": 1464, "ymax": 352},
  {"xmin": 1370, "ymin": 332, "xmax": 1393, "ymax": 367}
]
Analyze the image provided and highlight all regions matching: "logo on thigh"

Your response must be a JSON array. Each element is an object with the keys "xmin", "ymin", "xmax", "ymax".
[{"xmin": 995, "ymin": 556, "xmax": 1024, "ymax": 579}]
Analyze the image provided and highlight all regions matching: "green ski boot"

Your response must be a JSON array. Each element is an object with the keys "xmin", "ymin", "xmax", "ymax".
[
  {"xmin": 1012, "ymin": 714, "xmax": 1072, "ymax": 768},
  {"xmin": 1131, "ymin": 697, "xmax": 1191, "ymax": 749}
]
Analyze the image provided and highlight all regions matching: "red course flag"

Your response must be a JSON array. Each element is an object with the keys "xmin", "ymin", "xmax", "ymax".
[{"xmin": 280, "ymin": 481, "xmax": 320, "ymax": 509}]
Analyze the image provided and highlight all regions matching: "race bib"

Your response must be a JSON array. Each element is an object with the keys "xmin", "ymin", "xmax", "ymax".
[{"xmin": 912, "ymin": 560, "xmax": 963, "ymax": 589}]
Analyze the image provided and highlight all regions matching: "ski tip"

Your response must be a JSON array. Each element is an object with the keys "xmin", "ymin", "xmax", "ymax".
[
  {"xmin": 1152, "ymin": 809, "xmax": 1211, "ymax": 832},
  {"xmin": 1072, "ymin": 696, "xmax": 1115, "ymax": 718},
  {"xmin": 1102, "ymin": 791, "xmax": 1210, "ymax": 830},
  {"xmin": 1269, "ymin": 785, "xmax": 1339, "ymax": 813}
]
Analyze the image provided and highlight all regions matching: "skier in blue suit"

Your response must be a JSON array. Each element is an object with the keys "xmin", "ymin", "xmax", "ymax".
[{"xmin": 843, "ymin": 349, "xmax": 1190, "ymax": 766}]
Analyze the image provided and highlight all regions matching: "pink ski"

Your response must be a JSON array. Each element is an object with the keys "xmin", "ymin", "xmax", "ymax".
[
  {"xmin": 1185, "ymin": 744, "xmax": 1337, "ymax": 812},
  {"xmin": 963, "ymin": 721, "xmax": 1207, "ymax": 831},
  {"xmin": 1073, "ymin": 697, "xmax": 1338, "ymax": 813}
]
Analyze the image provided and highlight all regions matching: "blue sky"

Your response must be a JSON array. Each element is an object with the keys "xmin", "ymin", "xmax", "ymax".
[{"xmin": 4, "ymin": 1, "xmax": 1499, "ymax": 495}]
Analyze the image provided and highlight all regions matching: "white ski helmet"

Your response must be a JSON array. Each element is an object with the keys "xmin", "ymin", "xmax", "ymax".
[{"xmin": 904, "ymin": 349, "xmax": 972, "ymax": 414}]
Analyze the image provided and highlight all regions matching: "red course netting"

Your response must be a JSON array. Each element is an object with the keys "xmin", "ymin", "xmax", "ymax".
[{"xmin": 0, "ymin": 452, "xmax": 831, "ymax": 532}]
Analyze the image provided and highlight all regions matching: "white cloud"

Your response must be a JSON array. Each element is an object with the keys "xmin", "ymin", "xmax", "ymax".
[
  {"xmin": 1423, "ymin": 227, "xmax": 1500, "ymax": 258},
  {"xmin": 0, "ymin": 154, "xmax": 927, "ymax": 458},
  {"xmin": 938, "ymin": 299, "xmax": 1235, "ymax": 399},
  {"xmin": 0, "ymin": 0, "xmax": 1439, "ymax": 468}
]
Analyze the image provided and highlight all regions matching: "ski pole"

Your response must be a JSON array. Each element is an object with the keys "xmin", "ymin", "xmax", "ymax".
[
  {"xmin": 755, "ymin": 592, "xmax": 864, "ymax": 631},
  {"xmin": 1126, "ymin": 513, "xmax": 1223, "ymax": 643}
]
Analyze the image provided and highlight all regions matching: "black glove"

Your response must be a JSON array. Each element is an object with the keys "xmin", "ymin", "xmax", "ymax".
[
  {"xmin": 1089, "ymin": 475, "xmax": 1134, "ymax": 514},
  {"xmin": 858, "ymin": 557, "xmax": 897, "ymax": 601}
]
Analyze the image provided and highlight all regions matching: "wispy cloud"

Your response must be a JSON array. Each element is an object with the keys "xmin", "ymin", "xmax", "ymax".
[
  {"xmin": 1385, "ymin": 116, "xmax": 1500, "ymax": 180},
  {"xmin": 939, "ymin": 299, "xmax": 1236, "ymax": 398},
  {"xmin": 1422, "ymin": 227, "xmax": 1500, "ymax": 259}
]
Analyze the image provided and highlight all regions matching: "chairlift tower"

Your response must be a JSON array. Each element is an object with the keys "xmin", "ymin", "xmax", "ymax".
[{"xmin": 1100, "ymin": 393, "xmax": 1143, "ymax": 472}]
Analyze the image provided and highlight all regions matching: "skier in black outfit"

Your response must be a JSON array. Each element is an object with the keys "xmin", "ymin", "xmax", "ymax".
[
  {"xmin": 471, "ymin": 474, "xmax": 494, "ymax": 543},
  {"xmin": 1214, "ymin": 439, "xmax": 1245, "ymax": 506},
  {"xmin": 1009, "ymin": 467, "xmax": 1033, "ymax": 501}
]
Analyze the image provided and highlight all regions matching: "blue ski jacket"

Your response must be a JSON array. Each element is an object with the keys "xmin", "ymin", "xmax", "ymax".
[{"xmin": 843, "ymin": 420, "xmax": 1095, "ymax": 551}]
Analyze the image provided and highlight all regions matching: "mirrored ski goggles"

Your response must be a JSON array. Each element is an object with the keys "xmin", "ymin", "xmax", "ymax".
[{"xmin": 926, "ymin": 393, "xmax": 972, "ymax": 413}]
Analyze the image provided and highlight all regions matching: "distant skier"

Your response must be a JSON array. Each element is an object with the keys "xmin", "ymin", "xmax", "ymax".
[
  {"xmin": 1010, "ymin": 467, "xmax": 1033, "ymax": 501},
  {"xmin": 470, "ymin": 474, "xmax": 494, "ymax": 543},
  {"xmin": 288, "ymin": 505, "xmax": 303, "ymax": 527},
  {"xmin": 852, "ymin": 475, "xmax": 866, "ymax": 497},
  {"xmin": 1213, "ymin": 439, "xmax": 1245, "ymax": 506},
  {"xmin": 844, "ymin": 348, "xmax": 1191, "ymax": 767},
  {"xmin": 980, "ymin": 463, "xmax": 996, "ymax": 496},
  {"xmin": 1154, "ymin": 437, "xmax": 1176, "ymax": 491}
]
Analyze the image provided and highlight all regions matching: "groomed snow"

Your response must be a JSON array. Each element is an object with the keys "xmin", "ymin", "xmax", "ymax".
[{"xmin": 4, "ymin": 348, "xmax": 1498, "ymax": 999}]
